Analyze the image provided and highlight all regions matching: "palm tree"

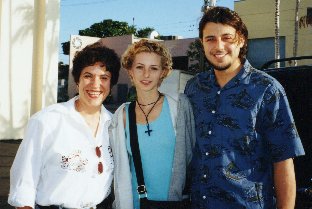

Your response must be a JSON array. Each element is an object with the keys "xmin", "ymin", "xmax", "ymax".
[
  {"xmin": 293, "ymin": 0, "xmax": 301, "ymax": 66},
  {"xmin": 274, "ymin": 0, "xmax": 280, "ymax": 68}
]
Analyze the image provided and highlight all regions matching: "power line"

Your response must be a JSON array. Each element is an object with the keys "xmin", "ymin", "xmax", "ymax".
[{"xmin": 61, "ymin": 0, "xmax": 117, "ymax": 7}]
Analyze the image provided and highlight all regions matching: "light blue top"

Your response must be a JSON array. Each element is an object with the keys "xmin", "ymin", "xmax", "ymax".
[{"xmin": 125, "ymin": 97, "xmax": 176, "ymax": 209}]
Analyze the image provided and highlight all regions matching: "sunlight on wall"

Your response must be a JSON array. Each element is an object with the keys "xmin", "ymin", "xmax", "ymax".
[{"xmin": 0, "ymin": 0, "xmax": 60, "ymax": 139}]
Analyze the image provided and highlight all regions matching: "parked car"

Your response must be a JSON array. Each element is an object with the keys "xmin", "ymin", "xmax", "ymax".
[{"xmin": 261, "ymin": 56, "xmax": 312, "ymax": 209}]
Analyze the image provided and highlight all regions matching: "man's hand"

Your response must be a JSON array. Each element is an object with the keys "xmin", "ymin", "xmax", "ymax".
[{"xmin": 274, "ymin": 158, "xmax": 296, "ymax": 209}]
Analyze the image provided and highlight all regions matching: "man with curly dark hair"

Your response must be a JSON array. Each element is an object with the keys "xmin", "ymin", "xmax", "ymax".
[{"xmin": 185, "ymin": 6, "xmax": 305, "ymax": 209}]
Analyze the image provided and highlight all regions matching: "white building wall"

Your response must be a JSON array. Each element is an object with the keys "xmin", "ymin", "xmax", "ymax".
[{"xmin": 0, "ymin": 0, "xmax": 60, "ymax": 139}]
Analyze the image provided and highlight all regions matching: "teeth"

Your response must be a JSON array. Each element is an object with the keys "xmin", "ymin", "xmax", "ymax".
[
  {"xmin": 87, "ymin": 91, "xmax": 101, "ymax": 96},
  {"xmin": 215, "ymin": 54, "xmax": 225, "ymax": 58}
]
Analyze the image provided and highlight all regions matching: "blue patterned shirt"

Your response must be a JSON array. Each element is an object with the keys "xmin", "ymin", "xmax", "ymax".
[{"xmin": 184, "ymin": 60, "xmax": 305, "ymax": 209}]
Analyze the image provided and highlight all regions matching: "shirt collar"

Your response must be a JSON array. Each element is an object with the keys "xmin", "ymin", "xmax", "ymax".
[
  {"xmin": 64, "ymin": 96, "xmax": 112, "ymax": 124},
  {"xmin": 196, "ymin": 59, "xmax": 254, "ymax": 90}
]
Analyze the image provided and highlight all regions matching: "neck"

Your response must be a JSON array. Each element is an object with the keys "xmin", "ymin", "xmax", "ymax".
[
  {"xmin": 75, "ymin": 99, "xmax": 101, "ymax": 137},
  {"xmin": 136, "ymin": 90, "xmax": 160, "ymax": 106},
  {"xmin": 75, "ymin": 99, "xmax": 101, "ymax": 116},
  {"xmin": 214, "ymin": 62, "xmax": 242, "ymax": 88}
]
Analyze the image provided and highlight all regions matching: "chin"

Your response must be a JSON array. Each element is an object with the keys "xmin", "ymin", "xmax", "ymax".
[
  {"xmin": 209, "ymin": 61, "xmax": 231, "ymax": 71},
  {"xmin": 214, "ymin": 65, "xmax": 231, "ymax": 71}
]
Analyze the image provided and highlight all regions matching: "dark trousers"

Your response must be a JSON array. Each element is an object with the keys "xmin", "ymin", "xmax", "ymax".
[{"xmin": 36, "ymin": 193, "xmax": 114, "ymax": 209}]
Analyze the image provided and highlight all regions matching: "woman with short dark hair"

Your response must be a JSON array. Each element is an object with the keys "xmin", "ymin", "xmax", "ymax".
[{"xmin": 8, "ymin": 42, "xmax": 120, "ymax": 209}]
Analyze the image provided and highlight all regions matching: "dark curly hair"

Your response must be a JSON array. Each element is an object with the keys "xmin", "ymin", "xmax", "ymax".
[
  {"xmin": 199, "ymin": 6, "xmax": 248, "ymax": 62},
  {"xmin": 72, "ymin": 42, "xmax": 120, "ymax": 87}
]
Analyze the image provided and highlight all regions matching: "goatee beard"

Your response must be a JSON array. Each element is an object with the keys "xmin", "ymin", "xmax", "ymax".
[
  {"xmin": 213, "ymin": 63, "xmax": 231, "ymax": 71},
  {"xmin": 208, "ymin": 60, "xmax": 231, "ymax": 71}
]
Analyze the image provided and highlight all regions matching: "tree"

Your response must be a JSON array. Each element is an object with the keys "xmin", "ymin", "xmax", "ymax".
[
  {"xmin": 79, "ymin": 19, "xmax": 136, "ymax": 38},
  {"xmin": 136, "ymin": 27, "xmax": 155, "ymax": 39},
  {"xmin": 61, "ymin": 19, "xmax": 155, "ymax": 55},
  {"xmin": 186, "ymin": 39, "xmax": 210, "ymax": 73},
  {"xmin": 293, "ymin": 0, "xmax": 301, "ymax": 66},
  {"xmin": 299, "ymin": 8, "xmax": 312, "ymax": 28},
  {"xmin": 58, "ymin": 62, "xmax": 69, "ymax": 102}
]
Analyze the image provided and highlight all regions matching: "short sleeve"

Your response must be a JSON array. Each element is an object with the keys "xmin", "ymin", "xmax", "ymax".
[{"xmin": 259, "ymin": 84, "xmax": 305, "ymax": 162}]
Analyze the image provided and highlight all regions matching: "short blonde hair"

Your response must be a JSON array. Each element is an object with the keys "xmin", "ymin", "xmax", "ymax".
[{"xmin": 121, "ymin": 39, "xmax": 173, "ymax": 80}]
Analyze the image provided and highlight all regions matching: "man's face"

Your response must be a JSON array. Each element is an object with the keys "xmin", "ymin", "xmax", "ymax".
[{"xmin": 201, "ymin": 22, "xmax": 244, "ymax": 71}]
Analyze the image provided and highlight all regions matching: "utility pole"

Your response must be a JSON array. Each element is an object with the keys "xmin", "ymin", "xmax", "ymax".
[
  {"xmin": 200, "ymin": 0, "xmax": 217, "ymax": 72},
  {"xmin": 274, "ymin": 0, "xmax": 280, "ymax": 68}
]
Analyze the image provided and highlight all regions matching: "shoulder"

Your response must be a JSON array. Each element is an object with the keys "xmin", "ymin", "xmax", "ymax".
[
  {"xmin": 114, "ymin": 102, "xmax": 129, "ymax": 116},
  {"xmin": 251, "ymin": 69, "xmax": 286, "ymax": 95},
  {"xmin": 185, "ymin": 73, "xmax": 199, "ymax": 89},
  {"xmin": 26, "ymin": 102, "xmax": 70, "ymax": 132},
  {"xmin": 184, "ymin": 71, "xmax": 211, "ymax": 94},
  {"xmin": 31, "ymin": 102, "xmax": 68, "ymax": 121},
  {"xmin": 111, "ymin": 102, "xmax": 130, "ymax": 126}
]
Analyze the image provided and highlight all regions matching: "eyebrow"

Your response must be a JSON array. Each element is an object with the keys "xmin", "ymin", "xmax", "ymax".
[
  {"xmin": 82, "ymin": 71, "xmax": 111, "ymax": 76},
  {"xmin": 136, "ymin": 63, "xmax": 160, "ymax": 67},
  {"xmin": 204, "ymin": 33, "xmax": 235, "ymax": 38}
]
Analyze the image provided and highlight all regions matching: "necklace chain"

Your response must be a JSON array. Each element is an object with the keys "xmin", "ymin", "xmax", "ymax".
[
  {"xmin": 137, "ymin": 100, "xmax": 157, "ymax": 106},
  {"xmin": 137, "ymin": 93, "xmax": 162, "ymax": 136}
]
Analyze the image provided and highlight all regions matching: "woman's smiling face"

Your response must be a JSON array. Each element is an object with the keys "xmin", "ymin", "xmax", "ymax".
[{"xmin": 77, "ymin": 62, "xmax": 111, "ymax": 109}]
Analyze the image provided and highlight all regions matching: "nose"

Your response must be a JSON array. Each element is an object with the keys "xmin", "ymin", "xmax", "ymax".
[
  {"xmin": 215, "ymin": 38, "xmax": 225, "ymax": 50},
  {"xmin": 91, "ymin": 76, "xmax": 101, "ymax": 87},
  {"xmin": 143, "ymin": 68, "xmax": 150, "ymax": 78}
]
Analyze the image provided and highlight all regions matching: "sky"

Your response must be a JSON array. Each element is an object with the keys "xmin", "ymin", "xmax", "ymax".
[{"xmin": 59, "ymin": 0, "xmax": 234, "ymax": 63}]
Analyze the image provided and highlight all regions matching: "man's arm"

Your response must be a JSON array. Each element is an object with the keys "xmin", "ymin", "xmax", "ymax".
[{"xmin": 274, "ymin": 158, "xmax": 296, "ymax": 209}]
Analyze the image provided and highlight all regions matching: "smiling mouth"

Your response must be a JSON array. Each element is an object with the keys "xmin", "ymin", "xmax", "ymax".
[
  {"xmin": 213, "ymin": 53, "xmax": 227, "ymax": 59},
  {"xmin": 86, "ymin": 90, "xmax": 102, "ymax": 98},
  {"xmin": 140, "ymin": 80, "xmax": 152, "ymax": 85}
]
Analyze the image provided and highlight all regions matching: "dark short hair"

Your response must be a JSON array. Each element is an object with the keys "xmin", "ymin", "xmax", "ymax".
[
  {"xmin": 199, "ymin": 6, "xmax": 248, "ymax": 62},
  {"xmin": 72, "ymin": 42, "xmax": 120, "ymax": 87}
]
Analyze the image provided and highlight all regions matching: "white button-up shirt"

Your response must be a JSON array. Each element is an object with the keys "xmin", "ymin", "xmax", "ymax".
[{"xmin": 8, "ymin": 97, "xmax": 114, "ymax": 209}]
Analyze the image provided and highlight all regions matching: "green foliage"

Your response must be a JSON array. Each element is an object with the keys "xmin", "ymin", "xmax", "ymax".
[
  {"xmin": 186, "ymin": 39, "xmax": 210, "ymax": 73},
  {"xmin": 78, "ymin": 19, "xmax": 136, "ymax": 37},
  {"xmin": 61, "ymin": 41, "xmax": 70, "ymax": 55},
  {"xmin": 57, "ymin": 62, "xmax": 69, "ymax": 102},
  {"xmin": 61, "ymin": 19, "xmax": 156, "ymax": 55},
  {"xmin": 58, "ymin": 61, "xmax": 69, "ymax": 79},
  {"xmin": 135, "ymin": 27, "xmax": 155, "ymax": 39}
]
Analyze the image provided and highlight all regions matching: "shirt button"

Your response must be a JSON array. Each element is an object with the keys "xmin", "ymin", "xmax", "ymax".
[
  {"xmin": 212, "ymin": 110, "xmax": 216, "ymax": 114},
  {"xmin": 217, "ymin": 91, "xmax": 221, "ymax": 94},
  {"xmin": 208, "ymin": 130, "xmax": 212, "ymax": 135},
  {"xmin": 203, "ymin": 195, "xmax": 206, "ymax": 199},
  {"xmin": 205, "ymin": 152, "xmax": 209, "ymax": 156},
  {"xmin": 203, "ymin": 174, "xmax": 207, "ymax": 178}
]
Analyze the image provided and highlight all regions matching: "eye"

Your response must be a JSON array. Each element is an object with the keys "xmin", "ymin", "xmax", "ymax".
[
  {"xmin": 100, "ymin": 75, "xmax": 111, "ymax": 81},
  {"xmin": 205, "ymin": 37, "xmax": 215, "ymax": 42},
  {"xmin": 83, "ymin": 74, "xmax": 92, "ymax": 79},
  {"xmin": 222, "ymin": 35, "xmax": 234, "ymax": 42},
  {"xmin": 150, "ymin": 67, "xmax": 160, "ymax": 71},
  {"xmin": 136, "ymin": 65, "xmax": 144, "ymax": 70}
]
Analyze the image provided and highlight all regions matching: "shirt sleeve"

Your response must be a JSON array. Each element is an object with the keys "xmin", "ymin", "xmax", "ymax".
[
  {"xmin": 260, "ymin": 83, "xmax": 305, "ymax": 162},
  {"xmin": 8, "ymin": 117, "xmax": 45, "ymax": 208}
]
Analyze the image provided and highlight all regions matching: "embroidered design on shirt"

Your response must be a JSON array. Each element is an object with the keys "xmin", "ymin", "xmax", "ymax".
[{"xmin": 61, "ymin": 150, "xmax": 88, "ymax": 172}]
